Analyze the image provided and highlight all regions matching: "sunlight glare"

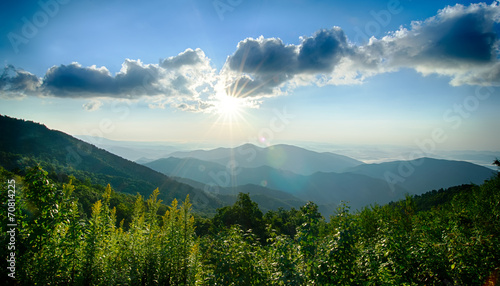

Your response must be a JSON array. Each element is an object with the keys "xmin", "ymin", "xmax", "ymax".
[{"xmin": 216, "ymin": 94, "xmax": 243, "ymax": 120}]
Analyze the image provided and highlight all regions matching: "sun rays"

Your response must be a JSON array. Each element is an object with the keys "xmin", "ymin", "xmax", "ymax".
[
  {"xmin": 215, "ymin": 93, "xmax": 244, "ymax": 120},
  {"xmin": 205, "ymin": 84, "xmax": 256, "ymax": 145},
  {"xmin": 203, "ymin": 46, "xmax": 275, "ymax": 143}
]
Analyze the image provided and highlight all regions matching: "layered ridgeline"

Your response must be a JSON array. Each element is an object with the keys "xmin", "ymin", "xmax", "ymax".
[
  {"xmin": 0, "ymin": 115, "xmax": 221, "ymax": 213},
  {"xmin": 144, "ymin": 144, "xmax": 495, "ymax": 212},
  {"xmin": 1, "ymin": 114, "xmax": 495, "ymax": 216},
  {"xmin": 346, "ymin": 158, "xmax": 496, "ymax": 194},
  {"xmin": 166, "ymin": 143, "xmax": 364, "ymax": 175},
  {"xmin": 0, "ymin": 115, "xmax": 309, "ymax": 215}
]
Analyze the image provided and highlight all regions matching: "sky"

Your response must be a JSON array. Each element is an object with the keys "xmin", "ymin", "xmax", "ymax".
[{"xmin": 1, "ymin": 0, "xmax": 500, "ymax": 153}]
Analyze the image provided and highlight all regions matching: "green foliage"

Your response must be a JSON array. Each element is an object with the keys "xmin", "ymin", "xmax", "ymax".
[
  {"xmin": 3, "ymin": 166, "xmax": 199, "ymax": 285},
  {"xmin": 316, "ymin": 203, "xmax": 359, "ymax": 284},
  {"xmin": 212, "ymin": 193, "xmax": 266, "ymax": 242},
  {"xmin": 264, "ymin": 207, "xmax": 303, "ymax": 238},
  {"xmin": 199, "ymin": 226, "xmax": 268, "ymax": 285},
  {"xmin": 295, "ymin": 201, "xmax": 324, "ymax": 277},
  {"xmin": 2, "ymin": 164, "xmax": 499, "ymax": 285},
  {"xmin": 19, "ymin": 165, "xmax": 81, "ymax": 284},
  {"xmin": 412, "ymin": 184, "xmax": 474, "ymax": 212}
]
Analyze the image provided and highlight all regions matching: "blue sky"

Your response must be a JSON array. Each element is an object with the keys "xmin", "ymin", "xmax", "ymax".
[{"xmin": 1, "ymin": 0, "xmax": 500, "ymax": 152}]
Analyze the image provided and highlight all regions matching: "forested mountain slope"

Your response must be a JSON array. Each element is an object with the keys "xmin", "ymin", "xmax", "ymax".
[{"xmin": 0, "ymin": 115, "xmax": 221, "ymax": 212}]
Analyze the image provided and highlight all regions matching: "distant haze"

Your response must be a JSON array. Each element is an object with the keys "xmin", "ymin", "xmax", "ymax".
[{"xmin": 76, "ymin": 136, "xmax": 500, "ymax": 170}]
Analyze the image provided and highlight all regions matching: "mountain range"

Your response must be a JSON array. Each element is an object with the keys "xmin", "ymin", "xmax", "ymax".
[
  {"xmin": 0, "ymin": 115, "xmax": 497, "ymax": 216},
  {"xmin": 166, "ymin": 143, "xmax": 364, "ymax": 175},
  {"xmin": 144, "ymin": 145, "xmax": 496, "ymax": 211}
]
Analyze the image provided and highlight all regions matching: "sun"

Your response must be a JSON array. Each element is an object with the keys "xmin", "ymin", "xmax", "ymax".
[{"xmin": 215, "ymin": 94, "xmax": 244, "ymax": 120}]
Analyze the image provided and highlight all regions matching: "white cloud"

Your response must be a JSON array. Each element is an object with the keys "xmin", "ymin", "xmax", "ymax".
[
  {"xmin": 1, "ymin": 2, "xmax": 500, "ymax": 111},
  {"xmin": 222, "ymin": 2, "xmax": 500, "ymax": 95}
]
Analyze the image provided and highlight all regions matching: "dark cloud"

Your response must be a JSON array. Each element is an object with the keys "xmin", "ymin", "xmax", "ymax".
[
  {"xmin": 360, "ymin": 3, "xmax": 500, "ymax": 76},
  {"xmin": 228, "ymin": 37, "xmax": 297, "ymax": 74},
  {"xmin": 298, "ymin": 27, "xmax": 351, "ymax": 73},
  {"xmin": 42, "ymin": 63, "xmax": 115, "ymax": 96},
  {"xmin": 32, "ymin": 48, "xmax": 216, "ymax": 102},
  {"xmin": 42, "ymin": 61, "xmax": 161, "ymax": 98},
  {"xmin": 30, "ymin": 48, "xmax": 216, "ymax": 101},
  {"xmin": 430, "ymin": 13, "xmax": 497, "ymax": 63},
  {"xmin": 115, "ymin": 60, "xmax": 161, "ymax": 94},
  {"xmin": 225, "ymin": 27, "xmax": 353, "ymax": 96},
  {"xmin": 0, "ymin": 49, "xmax": 217, "ymax": 112},
  {"xmin": 228, "ymin": 28, "xmax": 351, "ymax": 75},
  {"xmin": 0, "ymin": 65, "xmax": 40, "ymax": 97}
]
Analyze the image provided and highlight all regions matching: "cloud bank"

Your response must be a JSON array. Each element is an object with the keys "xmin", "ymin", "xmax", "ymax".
[
  {"xmin": 1, "ymin": 49, "xmax": 218, "ymax": 111},
  {"xmin": 224, "ymin": 2, "xmax": 500, "ymax": 96},
  {"xmin": 357, "ymin": 2, "xmax": 500, "ymax": 85},
  {"xmin": 1, "ymin": 2, "xmax": 499, "ymax": 111}
]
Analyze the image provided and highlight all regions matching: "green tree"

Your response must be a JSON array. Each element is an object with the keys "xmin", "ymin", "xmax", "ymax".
[
  {"xmin": 19, "ymin": 166, "xmax": 71, "ymax": 283},
  {"xmin": 200, "ymin": 226, "xmax": 267, "ymax": 285},
  {"xmin": 264, "ymin": 207, "xmax": 303, "ymax": 238},
  {"xmin": 316, "ymin": 202, "xmax": 359, "ymax": 285},
  {"xmin": 294, "ymin": 201, "xmax": 324, "ymax": 281},
  {"xmin": 264, "ymin": 228, "xmax": 305, "ymax": 285},
  {"xmin": 212, "ymin": 193, "xmax": 266, "ymax": 242}
]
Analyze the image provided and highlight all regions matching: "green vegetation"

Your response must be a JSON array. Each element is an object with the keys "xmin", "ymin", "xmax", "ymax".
[
  {"xmin": 1, "ymin": 165, "xmax": 198, "ymax": 285},
  {"xmin": 1, "ymin": 164, "xmax": 499, "ymax": 285}
]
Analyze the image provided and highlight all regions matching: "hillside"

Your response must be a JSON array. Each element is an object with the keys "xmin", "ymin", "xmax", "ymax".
[
  {"xmin": 0, "ymin": 115, "xmax": 221, "ymax": 213},
  {"xmin": 145, "ymin": 157, "xmax": 306, "ymax": 193}
]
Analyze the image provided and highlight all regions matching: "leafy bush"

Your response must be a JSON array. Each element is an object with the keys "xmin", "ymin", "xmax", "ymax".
[{"xmin": 1, "ymin": 165, "xmax": 499, "ymax": 285}]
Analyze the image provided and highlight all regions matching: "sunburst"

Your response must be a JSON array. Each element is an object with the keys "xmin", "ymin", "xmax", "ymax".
[{"xmin": 215, "ymin": 93, "xmax": 243, "ymax": 120}]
